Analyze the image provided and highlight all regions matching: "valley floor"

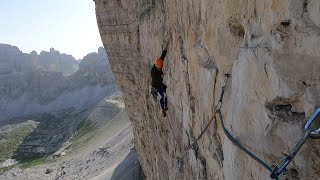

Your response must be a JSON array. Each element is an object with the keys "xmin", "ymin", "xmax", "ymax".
[
  {"xmin": 1, "ymin": 112, "xmax": 143, "ymax": 180},
  {"xmin": 0, "ymin": 95, "xmax": 144, "ymax": 180}
]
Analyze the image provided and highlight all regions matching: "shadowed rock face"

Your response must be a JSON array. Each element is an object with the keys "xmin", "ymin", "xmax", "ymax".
[{"xmin": 95, "ymin": 0, "xmax": 320, "ymax": 179}]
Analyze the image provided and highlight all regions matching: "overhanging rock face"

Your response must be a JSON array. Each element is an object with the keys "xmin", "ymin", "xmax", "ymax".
[{"xmin": 95, "ymin": 0, "xmax": 320, "ymax": 179}]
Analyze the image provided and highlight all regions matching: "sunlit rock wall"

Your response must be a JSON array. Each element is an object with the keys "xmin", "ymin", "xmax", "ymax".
[{"xmin": 95, "ymin": 0, "xmax": 320, "ymax": 179}]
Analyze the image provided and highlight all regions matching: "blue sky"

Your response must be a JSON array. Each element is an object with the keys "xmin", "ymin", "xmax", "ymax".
[{"xmin": 0, "ymin": 0, "xmax": 103, "ymax": 59}]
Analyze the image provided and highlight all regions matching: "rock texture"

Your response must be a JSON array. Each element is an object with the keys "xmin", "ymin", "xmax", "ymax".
[
  {"xmin": 95, "ymin": 0, "xmax": 320, "ymax": 179},
  {"xmin": 0, "ymin": 46, "xmax": 116, "ymax": 120}
]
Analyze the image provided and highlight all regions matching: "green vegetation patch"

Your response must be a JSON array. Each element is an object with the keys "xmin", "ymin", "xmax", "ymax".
[
  {"xmin": 0, "ymin": 155, "xmax": 45, "ymax": 174},
  {"xmin": 0, "ymin": 166, "xmax": 14, "ymax": 175},
  {"xmin": 65, "ymin": 120, "xmax": 94, "ymax": 152},
  {"xmin": 0, "ymin": 124, "xmax": 36, "ymax": 161},
  {"xmin": 72, "ymin": 120, "xmax": 94, "ymax": 141},
  {"xmin": 19, "ymin": 155, "xmax": 45, "ymax": 169}
]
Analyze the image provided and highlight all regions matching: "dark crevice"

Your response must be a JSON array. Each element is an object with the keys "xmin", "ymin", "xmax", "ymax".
[
  {"xmin": 265, "ymin": 102, "xmax": 305, "ymax": 125},
  {"xmin": 179, "ymin": 35, "xmax": 192, "ymax": 98},
  {"xmin": 303, "ymin": 81, "xmax": 307, "ymax": 86},
  {"xmin": 282, "ymin": 167, "xmax": 300, "ymax": 180},
  {"xmin": 139, "ymin": 0, "xmax": 156, "ymax": 20},
  {"xmin": 253, "ymin": 0, "xmax": 257, "ymax": 18},
  {"xmin": 276, "ymin": 19, "xmax": 292, "ymax": 40},
  {"xmin": 213, "ymin": 134, "xmax": 224, "ymax": 165},
  {"xmin": 303, "ymin": 0, "xmax": 308, "ymax": 13},
  {"xmin": 199, "ymin": 157, "xmax": 206, "ymax": 179},
  {"xmin": 227, "ymin": 17, "xmax": 245, "ymax": 38},
  {"xmin": 193, "ymin": 41, "xmax": 217, "ymax": 70},
  {"xmin": 182, "ymin": 55, "xmax": 187, "ymax": 61},
  {"xmin": 264, "ymin": 62, "xmax": 268, "ymax": 78},
  {"xmin": 190, "ymin": 96, "xmax": 195, "ymax": 114},
  {"xmin": 193, "ymin": 141, "xmax": 200, "ymax": 158},
  {"xmin": 179, "ymin": 35, "xmax": 188, "ymax": 62},
  {"xmin": 281, "ymin": 20, "xmax": 291, "ymax": 27}
]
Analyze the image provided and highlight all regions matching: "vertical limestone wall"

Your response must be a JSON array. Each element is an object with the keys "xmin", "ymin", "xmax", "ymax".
[{"xmin": 95, "ymin": 0, "xmax": 320, "ymax": 179}]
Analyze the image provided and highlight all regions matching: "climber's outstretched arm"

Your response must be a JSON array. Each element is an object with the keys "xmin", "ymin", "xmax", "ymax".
[
  {"xmin": 160, "ymin": 38, "xmax": 170, "ymax": 61},
  {"xmin": 160, "ymin": 50, "xmax": 167, "ymax": 61}
]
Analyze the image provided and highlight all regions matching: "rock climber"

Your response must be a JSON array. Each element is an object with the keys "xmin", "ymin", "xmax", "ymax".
[{"xmin": 151, "ymin": 46, "xmax": 168, "ymax": 117}]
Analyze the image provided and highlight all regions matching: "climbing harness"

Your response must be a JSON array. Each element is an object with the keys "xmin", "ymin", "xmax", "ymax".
[
  {"xmin": 270, "ymin": 107, "xmax": 320, "ymax": 179},
  {"xmin": 184, "ymin": 74, "xmax": 229, "ymax": 151}
]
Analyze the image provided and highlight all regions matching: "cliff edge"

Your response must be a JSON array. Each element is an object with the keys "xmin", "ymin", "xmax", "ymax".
[{"xmin": 95, "ymin": 0, "xmax": 320, "ymax": 179}]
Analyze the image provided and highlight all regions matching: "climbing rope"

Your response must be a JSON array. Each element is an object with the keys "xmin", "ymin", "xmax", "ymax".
[
  {"xmin": 270, "ymin": 107, "xmax": 320, "ymax": 179},
  {"xmin": 184, "ymin": 73, "xmax": 275, "ymax": 179},
  {"xmin": 184, "ymin": 74, "xmax": 229, "ymax": 151},
  {"xmin": 270, "ymin": 129, "xmax": 311, "ymax": 179},
  {"xmin": 184, "ymin": 111, "xmax": 219, "ymax": 151},
  {"xmin": 217, "ymin": 110, "xmax": 277, "ymax": 179},
  {"xmin": 182, "ymin": 73, "xmax": 320, "ymax": 180}
]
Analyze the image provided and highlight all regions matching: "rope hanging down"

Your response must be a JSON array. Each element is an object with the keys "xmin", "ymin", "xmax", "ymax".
[
  {"xmin": 184, "ymin": 73, "xmax": 277, "ymax": 179},
  {"xmin": 184, "ymin": 74, "xmax": 229, "ymax": 151},
  {"xmin": 217, "ymin": 110, "xmax": 277, "ymax": 179},
  {"xmin": 183, "ymin": 73, "xmax": 320, "ymax": 180}
]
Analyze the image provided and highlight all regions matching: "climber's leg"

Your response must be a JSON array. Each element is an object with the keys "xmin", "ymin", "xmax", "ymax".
[
  {"xmin": 159, "ymin": 83, "xmax": 168, "ymax": 111},
  {"xmin": 157, "ymin": 90, "xmax": 165, "ymax": 110},
  {"xmin": 164, "ymin": 96, "xmax": 168, "ymax": 111},
  {"xmin": 157, "ymin": 86, "xmax": 167, "ymax": 117}
]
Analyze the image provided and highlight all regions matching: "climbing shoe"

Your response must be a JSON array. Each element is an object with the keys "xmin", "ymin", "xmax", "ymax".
[
  {"xmin": 164, "ymin": 107, "xmax": 168, "ymax": 111},
  {"xmin": 162, "ymin": 110, "xmax": 167, "ymax": 117}
]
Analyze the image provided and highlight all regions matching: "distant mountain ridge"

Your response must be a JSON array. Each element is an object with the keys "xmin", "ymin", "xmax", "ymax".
[
  {"xmin": 0, "ymin": 44, "xmax": 116, "ymax": 121},
  {"xmin": 0, "ymin": 44, "xmax": 79, "ymax": 76}
]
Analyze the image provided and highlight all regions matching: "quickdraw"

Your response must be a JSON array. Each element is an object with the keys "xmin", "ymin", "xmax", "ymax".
[
  {"xmin": 270, "ymin": 107, "xmax": 320, "ymax": 179},
  {"xmin": 181, "ymin": 73, "xmax": 320, "ymax": 180}
]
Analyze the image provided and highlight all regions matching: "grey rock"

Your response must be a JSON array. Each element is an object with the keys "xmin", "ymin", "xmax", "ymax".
[
  {"xmin": 95, "ymin": 0, "xmax": 320, "ymax": 179},
  {"xmin": 0, "ymin": 46, "xmax": 116, "ymax": 121}
]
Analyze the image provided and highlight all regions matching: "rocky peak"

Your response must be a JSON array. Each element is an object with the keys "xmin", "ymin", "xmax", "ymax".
[
  {"xmin": 38, "ymin": 48, "xmax": 79, "ymax": 76},
  {"xmin": 79, "ymin": 52, "xmax": 108, "ymax": 74},
  {"xmin": 0, "ymin": 44, "xmax": 30, "ymax": 74},
  {"xmin": 0, "ymin": 43, "xmax": 79, "ymax": 76},
  {"xmin": 0, "ymin": 46, "xmax": 116, "ymax": 121}
]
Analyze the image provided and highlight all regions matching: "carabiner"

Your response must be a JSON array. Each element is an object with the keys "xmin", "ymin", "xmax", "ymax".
[
  {"xmin": 271, "ymin": 107, "xmax": 320, "ymax": 178},
  {"xmin": 304, "ymin": 107, "xmax": 320, "ymax": 139},
  {"xmin": 270, "ymin": 129, "xmax": 311, "ymax": 179},
  {"xmin": 222, "ymin": 73, "xmax": 230, "ymax": 87}
]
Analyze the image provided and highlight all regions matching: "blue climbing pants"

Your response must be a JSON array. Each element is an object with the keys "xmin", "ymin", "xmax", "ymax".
[{"xmin": 156, "ymin": 83, "xmax": 167, "ymax": 110}]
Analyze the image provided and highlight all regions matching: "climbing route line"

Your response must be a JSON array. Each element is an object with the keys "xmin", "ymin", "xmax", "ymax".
[
  {"xmin": 184, "ymin": 111, "xmax": 218, "ymax": 151},
  {"xmin": 270, "ymin": 129, "xmax": 311, "ymax": 179},
  {"xmin": 217, "ymin": 110, "xmax": 275, "ymax": 176},
  {"xmin": 184, "ymin": 73, "xmax": 276, "ymax": 179},
  {"xmin": 182, "ymin": 74, "xmax": 320, "ymax": 179},
  {"xmin": 270, "ymin": 107, "xmax": 320, "ymax": 179},
  {"xmin": 184, "ymin": 74, "xmax": 229, "ymax": 151}
]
